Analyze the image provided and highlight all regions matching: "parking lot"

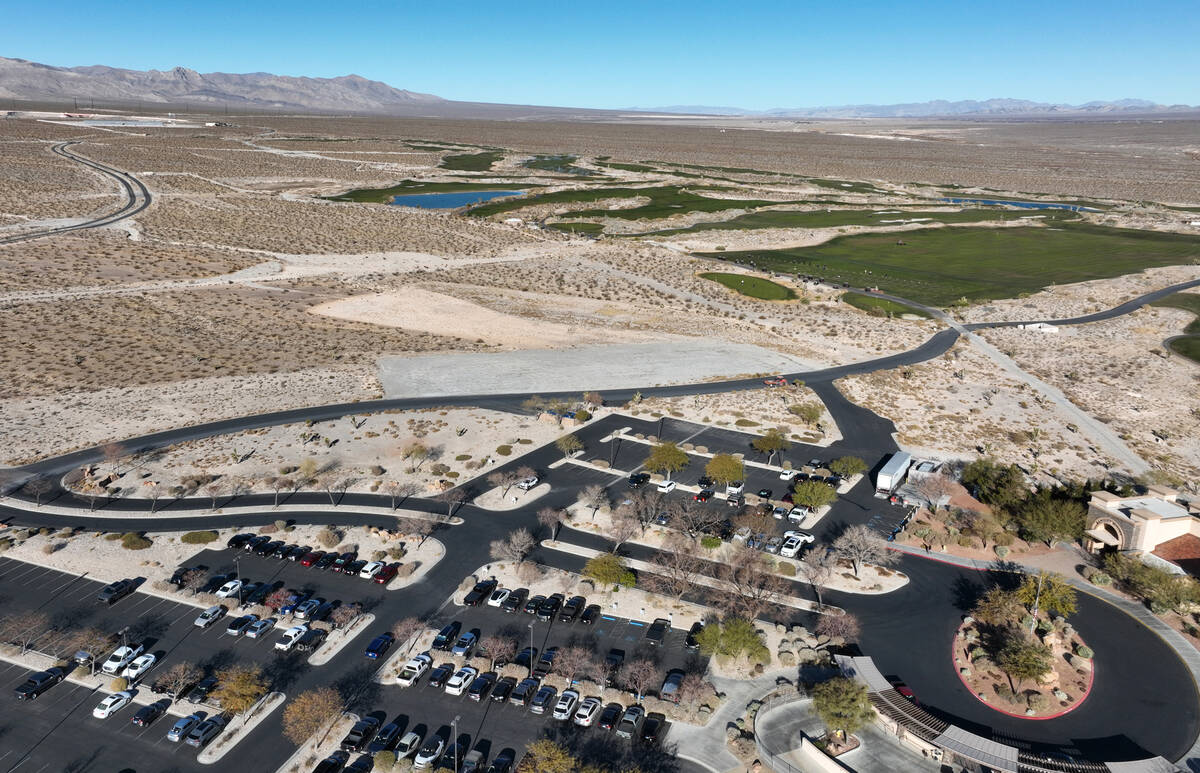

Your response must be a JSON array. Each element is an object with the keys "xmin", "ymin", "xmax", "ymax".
[{"xmin": 0, "ymin": 658, "xmax": 209, "ymax": 773}]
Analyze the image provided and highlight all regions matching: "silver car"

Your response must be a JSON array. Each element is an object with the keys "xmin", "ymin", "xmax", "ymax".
[{"xmin": 167, "ymin": 712, "xmax": 204, "ymax": 742}]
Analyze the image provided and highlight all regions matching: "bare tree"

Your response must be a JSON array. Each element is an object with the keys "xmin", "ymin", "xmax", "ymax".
[
  {"xmin": 816, "ymin": 613, "xmax": 861, "ymax": 645},
  {"xmin": 479, "ymin": 634, "xmax": 517, "ymax": 669},
  {"xmin": 487, "ymin": 470, "xmax": 521, "ymax": 497},
  {"xmin": 227, "ymin": 477, "xmax": 251, "ymax": 500},
  {"xmin": 914, "ymin": 472, "xmax": 957, "ymax": 512},
  {"xmin": 553, "ymin": 646, "xmax": 598, "ymax": 684},
  {"xmin": 515, "ymin": 465, "xmax": 536, "ymax": 482},
  {"xmin": 271, "ymin": 477, "xmax": 292, "ymax": 508},
  {"xmin": 643, "ymin": 538, "xmax": 707, "ymax": 599},
  {"xmin": 320, "ymin": 476, "xmax": 355, "ymax": 506},
  {"xmin": 329, "ymin": 603, "xmax": 363, "ymax": 630},
  {"xmin": 619, "ymin": 658, "xmax": 659, "ymax": 701},
  {"xmin": 102, "ymin": 442, "xmax": 126, "ymax": 475},
  {"xmin": 391, "ymin": 617, "xmax": 425, "ymax": 652},
  {"xmin": 489, "ymin": 528, "xmax": 536, "ymax": 563},
  {"xmin": 203, "ymin": 479, "xmax": 226, "ymax": 511},
  {"xmin": 831, "ymin": 524, "xmax": 899, "ymax": 578},
  {"xmin": 666, "ymin": 499, "xmax": 723, "ymax": 540},
  {"xmin": 616, "ymin": 488, "xmax": 663, "ymax": 533},
  {"xmin": 609, "ymin": 512, "xmax": 641, "ymax": 552},
  {"xmin": 798, "ymin": 551, "xmax": 834, "ymax": 609},
  {"xmin": 719, "ymin": 547, "xmax": 785, "ymax": 620},
  {"xmin": 23, "ymin": 477, "xmax": 52, "ymax": 507},
  {"xmin": 435, "ymin": 488, "xmax": 467, "ymax": 518},
  {"xmin": 383, "ymin": 481, "xmax": 419, "ymax": 510},
  {"xmin": 403, "ymin": 441, "xmax": 430, "ymax": 471},
  {"xmin": 142, "ymin": 483, "xmax": 164, "ymax": 513},
  {"xmin": 676, "ymin": 673, "xmax": 714, "ymax": 707},
  {"xmin": 153, "ymin": 661, "xmax": 203, "ymax": 697},
  {"xmin": 581, "ymin": 484, "xmax": 609, "ymax": 520},
  {"xmin": 182, "ymin": 568, "xmax": 207, "ymax": 593},
  {"xmin": 396, "ymin": 516, "xmax": 435, "ymax": 547},
  {"xmin": 62, "ymin": 627, "xmax": 115, "ymax": 674},
  {"xmin": 0, "ymin": 610, "xmax": 49, "ymax": 653},
  {"xmin": 537, "ymin": 507, "xmax": 566, "ymax": 540}
]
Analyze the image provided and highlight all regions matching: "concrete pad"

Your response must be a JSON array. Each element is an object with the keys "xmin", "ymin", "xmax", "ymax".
[{"xmin": 377, "ymin": 341, "xmax": 818, "ymax": 397}]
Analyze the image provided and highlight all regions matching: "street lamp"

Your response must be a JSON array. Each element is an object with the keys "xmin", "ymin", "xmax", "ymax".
[
  {"xmin": 233, "ymin": 554, "xmax": 243, "ymax": 606},
  {"xmin": 527, "ymin": 622, "xmax": 535, "ymax": 678},
  {"xmin": 452, "ymin": 714, "xmax": 460, "ymax": 770}
]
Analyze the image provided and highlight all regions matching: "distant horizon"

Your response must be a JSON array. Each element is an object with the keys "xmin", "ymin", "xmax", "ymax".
[{"xmin": 1, "ymin": 0, "xmax": 1197, "ymax": 109}]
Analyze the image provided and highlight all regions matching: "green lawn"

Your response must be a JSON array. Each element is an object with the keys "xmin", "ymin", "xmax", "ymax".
[
  {"xmin": 635, "ymin": 207, "xmax": 1074, "ymax": 237},
  {"xmin": 699, "ymin": 272, "xmax": 796, "ymax": 300},
  {"xmin": 546, "ymin": 221, "xmax": 604, "ymax": 235},
  {"xmin": 468, "ymin": 185, "xmax": 789, "ymax": 220},
  {"xmin": 323, "ymin": 180, "xmax": 538, "ymax": 204},
  {"xmin": 841, "ymin": 291, "xmax": 931, "ymax": 318},
  {"xmin": 1152, "ymin": 292, "xmax": 1200, "ymax": 334},
  {"xmin": 521, "ymin": 155, "xmax": 597, "ymax": 176},
  {"xmin": 697, "ymin": 224, "xmax": 1200, "ymax": 306},
  {"xmin": 1167, "ymin": 336, "xmax": 1200, "ymax": 363},
  {"xmin": 439, "ymin": 151, "xmax": 504, "ymax": 171},
  {"xmin": 597, "ymin": 161, "xmax": 659, "ymax": 173}
]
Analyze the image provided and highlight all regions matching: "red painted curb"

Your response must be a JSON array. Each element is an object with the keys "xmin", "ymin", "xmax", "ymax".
[{"xmin": 951, "ymin": 622, "xmax": 1095, "ymax": 721}]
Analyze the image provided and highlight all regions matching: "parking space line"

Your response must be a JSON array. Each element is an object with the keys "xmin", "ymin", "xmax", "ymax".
[{"xmin": 3, "ymin": 563, "xmax": 47, "ymax": 584}]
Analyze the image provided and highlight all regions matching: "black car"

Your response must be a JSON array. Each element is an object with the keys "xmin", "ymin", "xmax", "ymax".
[
  {"xmin": 490, "ymin": 676, "xmax": 517, "ymax": 702},
  {"xmin": 500, "ymin": 588, "xmax": 528, "ymax": 613},
  {"xmin": 523, "ymin": 594, "xmax": 546, "ymax": 615},
  {"xmin": 558, "ymin": 595, "xmax": 585, "ymax": 623},
  {"xmin": 314, "ymin": 552, "xmax": 338, "ymax": 570},
  {"xmin": 693, "ymin": 489, "xmax": 714, "ymax": 502},
  {"xmin": 463, "ymin": 579, "xmax": 498, "ymax": 606},
  {"xmin": 726, "ymin": 493, "xmax": 744, "ymax": 508},
  {"xmin": 646, "ymin": 618, "xmax": 670, "ymax": 646},
  {"xmin": 641, "ymin": 715, "xmax": 664, "ymax": 745},
  {"xmin": 97, "ymin": 579, "xmax": 135, "ymax": 605},
  {"xmin": 131, "ymin": 700, "xmax": 169, "ymax": 727},
  {"xmin": 314, "ymin": 751, "xmax": 349, "ymax": 773},
  {"xmin": 580, "ymin": 604, "xmax": 602, "ymax": 625},
  {"xmin": 332, "ymin": 551, "xmax": 357, "ymax": 572},
  {"xmin": 344, "ymin": 560, "xmax": 367, "ymax": 576},
  {"xmin": 604, "ymin": 648, "xmax": 624, "ymax": 685},
  {"xmin": 367, "ymin": 721, "xmax": 402, "ymax": 755},
  {"xmin": 295, "ymin": 628, "xmax": 328, "ymax": 652},
  {"xmin": 467, "ymin": 672, "xmax": 497, "ymax": 701},
  {"xmin": 686, "ymin": 621, "xmax": 704, "ymax": 649},
  {"xmin": 597, "ymin": 703, "xmax": 623, "ymax": 730},
  {"xmin": 513, "ymin": 646, "xmax": 537, "ymax": 670},
  {"xmin": 244, "ymin": 581, "xmax": 274, "ymax": 606},
  {"xmin": 272, "ymin": 543, "xmax": 297, "ymax": 559},
  {"xmin": 255, "ymin": 539, "xmax": 283, "ymax": 557},
  {"xmin": 756, "ymin": 488, "xmax": 773, "ymax": 499},
  {"xmin": 287, "ymin": 544, "xmax": 311, "ymax": 561},
  {"xmin": 432, "ymin": 622, "xmax": 462, "ymax": 651},
  {"xmin": 428, "ymin": 663, "xmax": 454, "ymax": 688},
  {"xmin": 168, "ymin": 565, "xmax": 206, "ymax": 587},
  {"xmin": 244, "ymin": 535, "xmax": 270, "ymax": 552},
  {"xmin": 533, "ymin": 647, "xmax": 558, "ymax": 678},
  {"xmin": 13, "ymin": 668, "xmax": 64, "ymax": 700},
  {"xmin": 627, "ymin": 472, "xmax": 650, "ymax": 488},
  {"xmin": 340, "ymin": 717, "xmax": 380, "ymax": 752},
  {"xmin": 697, "ymin": 476, "xmax": 715, "ymax": 488},
  {"xmin": 226, "ymin": 533, "xmax": 254, "ymax": 549},
  {"xmin": 186, "ymin": 675, "xmax": 218, "ymax": 704},
  {"xmin": 509, "ymin": 677, "xmax": 539, "ymax": 706},
  {"xmin": 537, "ymin": 593, "xmax": 563, "ymax": 621},
  {"xmin": 487, "ymin": 750, "xmax": 515, "ymax": 773}
]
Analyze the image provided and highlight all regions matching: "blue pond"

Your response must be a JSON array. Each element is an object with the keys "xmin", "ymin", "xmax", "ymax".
[
  {"xmin": 389, "ymin": 190, "xmax": 523, "ymax": 209},
  {"xmin": 941, "ymin": 197, "xmax": 1100, "ymax": 213}
]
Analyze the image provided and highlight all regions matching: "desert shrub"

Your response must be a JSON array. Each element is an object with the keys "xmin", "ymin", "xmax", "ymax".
[
  {"xmin": 495, "ymin": 445, "xmax": 513, "ymax": 456},
  {"xmin": 575, "ymin": 409, "xmax": 592, "ymax": 422},
  {"xmin": 700, "ymin": 536, "xmax": 722, "ymax": 550},
  {"xmin": 371, "ymin": 550, "xmax": 387, "ymax": 562},
  {"xmin": 374, "ymin": 751, "xmax": 396, "ymax": 770},
  {"xmin": 121, "ymin": 532, "xmax": 152, "ymax": 550},
  {"xmin": 1027, "ymin": 693, "xmax": 1049, "ymax": 712},
  {"xmin": 777, "ymin": 563, "xmax": 795, "ymax": 577},
  {"xmin": 0, "ymin": 538, "xmax": 12, "ymax": 552},
  {"xmin": 994, "ymin": 545, "xmax": 1010, "ymax": 558},
  {"xmin": 109, "ymin": 677, "xmax": 128, "ymax": 691},
  {"xmin": 257, "ymin": 524, "xmax": 279, "ymax": 534},
  {"xmin": 396, "ymin": 563, "xmax": 417, "ymax": 578},
  {"xmin": 994, "ymin": 531, "xmax": 1016, "ymax": 547},
  {"xmin": 181, "ymin": 530, "xmax": 219, "ymax": 544},
  {"xmin": 387, "ymin": 546, "xmax": 406, "ymax": 560},
  {"xmin": 957, "ymin": 535, "xmax": 975, "ymax": 548},
  {"xmin": 104, "ymin": 532, "xmax": 123, "ymax": 541},
  {"xmin": 1075, "ymin": 645, "xmax": 1094, "ymax": 659},
  {"xmin": 1089, "ymin": 571, "xmax": 1111, "ymax": 586},
  {"xmin": 316, "ymin": 529, "xmax": 340, "ymax": 548},
  {"xmin": 369, "ymin": 465, "xmax": 385, "ymax": 476},
  {"xmin": 273, "ymin": 519, "xmax": 288, "ymax": 531}
]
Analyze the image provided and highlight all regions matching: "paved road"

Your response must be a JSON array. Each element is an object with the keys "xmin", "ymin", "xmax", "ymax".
[{"xmin": 0, "ymin": 141, "xmax": 152, "ymax": 246}]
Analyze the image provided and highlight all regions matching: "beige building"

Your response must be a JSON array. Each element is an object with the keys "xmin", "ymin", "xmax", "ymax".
[{"xmin": 1085, "ymin": 486, "xmax": 1200, "ymax": 574}]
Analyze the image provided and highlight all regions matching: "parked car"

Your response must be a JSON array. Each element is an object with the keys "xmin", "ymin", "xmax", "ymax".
[
  {"xmin": 313, "ymin": 751, "xmax": 349, "ymax": 773},
  {"xmin": 491, "ymin": 675, "xmax": 517, "ymax": 702},
  {"xmin": 341, "ymin": 717, "xmax": 380, "ymax": 752},
  {"xmin": 597, "ymin": 702, "xmax": 623, "ymax": 730},
  {"xmin": 787, "ymin": 506, "xmax": 812, "ymax": 523},
  {"xmin": 396, "ymin": 653, "xmax": 432, "ymax": 687},
  {"xmin": 537, "ymin": 593, "xmax": 564, "ymax": 621},
  {"xmin": 725, "ymin": 481, "xmax": 745, "ymax": 496},
  {"xmin": 627, "ymin": 472, "xmax": 650, "ymax": 488},
  {"xmin": 534, "ymin": 647, "xmax": 559, "ymax": 677},
  {"xmin": 645, "ymin": 618, "xmax": 670, "ymax": 646},
  {"xmin": 131, "ymin": 699, "xmax": 169, "ymax": 727},
  {"xmin": 573, "ymin": 696, "xmax": 603, "ymax": 726},
  {"xmin": 779, "ymin": 468, "xmax": 799, "ymax": 481},
  {"xmin": 121, "ymin": 653, "xmax": 156, "ymax": 681},
  {"xmin": 500, "ymin": 588, "xmax": 528, "ymax": 613},
  {"xmin": 279, "ymin": 591, "xmax": 309, "ymax": 616},
  {"xmin": 487, "ymin": 750, "xmax": 515, "ymax": 773},
  {"xmin": 461, "ymin": 749, "xmax": 486, "ymax": 773},
  {"xmin": 344, "ymin": 560, "xmax": 367, "ymax": 577},
  {"xmin": 101, "ymin": 644, "xmax": 145, "ymax": 675},
  {"xmin": 686, "ymin": 621, "xmax": 703, "ymax": 649},
  {"xmin": 432, "ymin": 622, "xmax": 462, "ymax": 650},
  {"xmin": 516, "ymin": 475, "xmax": 539, "ymax": 490},
  {"xmin": 660, "ymin": 670, "xmax": 685, "ymax": 703},
  {"xmin": 445, "ymin": 666, "xmax": 478, "ymax": 696},
  {"xmin": 185, "ymin": 676, "xmax": 218, "ymax": 704},
  {"xmin": 486, "ymin": 587, "xmax": 510, "ymax": 607},
  {"xmin": 693, "ymin": 489, "xmax": 713, "ymax": 502},
  {"xmin": 272, "ymin": 543, "xmax": 297, "ymax": 559},
  {"xmin": 510, "ymin": 677, "xmax": 539, "ymax": 706},
  {"xmin": 772, "ymin": 506, "xmax": 790, "ymax": 520},
  {"xmin": 346, "ymin": 756, "xmax": 373, "ymax": 773},
  {"xmin": 245, "ymin": 617, "xmax": 277, "ymax": 639},
  {"xmin": 359, "ymin": 561, "xmax": 385, "ymax": 579},
  {"xmin": 413, "ymin": 734, "xmax": 446, "ymax": 769},
  {"xmin": 243, "ymin": 535, "xmax": 270, "ymax": 552},
  {"xmin": 254, "ymin": 540, "xmax": 282, "ymax": 557},
  {"xmin": 287, "ymin": 545, "xmax": 311, "ymax": 561},
  {"xmin": 185, "ymin": 715, "xmax": 225, "ymax": 747},
  {"xmin": 294, "ymin": 598, "xmax": 323, "ymax": 620},
  {"xmin": 300, "ymin": 550, "xmax": 326, "ymax": 567},
  {"xmin": 641, "ymin": 714, "xmax": 664, "ymax": 744},
  {"xmin": 226, "ymin": 533, "xmax": 254, "ymax": 549},
  {"xmin": 656, "ymin": 479, "xmax": 677, "ymax": 493},
  {"xmin": 97, "ymin": 579, "xmax": 135, "ymax": 605},
  {"xmin": 274, "ymin": 624, "xmax": 308, "ymax": 651},
  {"xmin": 615, "ymin": 704, "xmax": 645, "ymax": 738},
  {"xmin": 13, "ymin": 668, "xmax": 64, "ymax": 700},
  {"xmin": 427, "ymin": 663, "xmax": 454, "ymax": 689},
  {"xmin": 463, "ymin": 579, "xmax": 498, "ymax": 606},
  {"xmin": 314, "ymin": 552, "xmax": 338, "ymax": 570},
  {"xmin": 522, "ymin": 594, "xmax": 546, "ymax": 615},
  {"xmin": 365, "ymin": 633, "xmax": 394, "ymax": 659},
  {"xmin": 194, "ymin": 605, "xmax": 225, "ymax": 628},
  {"xmin": 226, "ymin": 614, "xmax": 258, "ymax": 637},
  {"xmin": 451, "ymin": 631, "xmax": 478, "ymax": 657},
  {"xmin": 467, "ymin": 671, "xmax": 497, "ymax": 701},
  {"xmin": 558, "ymin": 595, "xmax": 585, "ymax": 623},
  {"xmin": 763, "ymin": 535, "xmax": 783, "ymax": 554},
  {"xmin": 295, "ymin": 628, "xmax": 328, "ymax": 652},
  {"xmin": 552, "ymin": 689, "xmax": 580, "ymax": 720},
  {"xmin": 396, "ymin": 730, "xmax": 423, "ymax": 759},
  {"xmin": 373, "ymin": 563, "xmax": 399, "ymax": 584},
  {"xmin": 763, "ymin": 376, "xmax": 787, "ymax": 387},
  {"xmin": 514, "ymin": 646, "xmax": 538, "ymax": 671},
  {"xmin": 166, "ymin": 712, "xmax": 204, "ymax": 742},
  {"xmin": 332, "ymin": 551, "xmax": 357, "ymax": 572},
  {"xmin": 580, "ymin": 604, "xmax": 602, "ymax": 625},
  {"xmin": 530, "ymin": 684, "xmax": 557, "ymax": 714},
  {"xmin": 93, "ymin": 691, "xmax": 133, "ymax": 719}
]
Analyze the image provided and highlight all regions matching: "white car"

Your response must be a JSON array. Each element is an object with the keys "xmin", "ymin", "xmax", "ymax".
[
  {"xmin": 92, "ymin": 690, "xmax": 133, "ymax": 719},
  {"xmin": 359, "ymin": 561, "xmax": 385, "ymax": 579},
  {"xmin": 784, "ymin": 529, "xmax": 816, "ymax": 544},
  {"xmin": 772, "ymin": 506, "xmax": 790, "ymax": 519},
  {"xmin": 413, "ymin": 735, "xmax": 445, "ymax": 769},
  {"xmin": 725, "ymin": 481, "xmax": 744, "ymax": 495},
  {"xmin": 397, "ymin": 654, "xmax": 432, "ymax": 687},
  {"xmin": 486, "ymin": 588, "xmax": 510, "ymax": 607},
  {"xmin": 573, "ymin": 696, "xmax": 602, "ymax": 727},
  {"xmin": 779, "ymin": 469, "xmax": 799, "ymax": 481},
  {"xmin": 121, "ymin": 653, "xmax": 157, "ymax": 681},
  {"xmin": 656, "ymin": 480, "xmax": 677, "ymax": 493},
  {"xmin": 245, "ymin": 617, "xmax": 277, "ymax": 639},
  {"xmin": 194, "ymin": 605, "xmax": 226, "ymax": 628},
  {"xmin": 552, "ymin": 689, "xmax": 580, "ymax": 720},
  {"xmin": 396, "ymin": 730, "xmax": 423, "ymax": 758},
  {"xmin": 787, "ymin": 506, "xmax": 812, "ymax": 523},
  {"xmin": 101, "ymin": 644, "xmax": 144, "ymax": 675},
  {"xmin": 515, "ymin": 475, "xmax": 539, "ymax": 491},
  {"xmin": 444, "ymin": 666, "xmax": 477, "ymax": 696},
  {"xmin": 780, "ymin": 530, "xmax": 816, "ymax": 558},
  {"xmin": 274, "ymin": 624, "xmax": 308, "ymax": 651},
  {"xmin": 214, "ymin": 580, "xmax": 243, "ymax": 599}
]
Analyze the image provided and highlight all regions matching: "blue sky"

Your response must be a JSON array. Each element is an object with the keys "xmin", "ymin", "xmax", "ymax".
[{"xmin": 3, "ymin": 0, "xmax": 1196, "ymax": 109}]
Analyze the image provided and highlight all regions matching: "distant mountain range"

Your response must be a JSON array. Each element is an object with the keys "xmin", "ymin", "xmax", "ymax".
[{"xmin": 632, "ymin": 98, "xmax": 1199, "ymax": 118}]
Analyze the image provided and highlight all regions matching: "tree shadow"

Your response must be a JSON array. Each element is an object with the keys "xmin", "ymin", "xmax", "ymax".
[{"xmin": 951, "ymin": 575, "xmax": 985, "ymax": 612}]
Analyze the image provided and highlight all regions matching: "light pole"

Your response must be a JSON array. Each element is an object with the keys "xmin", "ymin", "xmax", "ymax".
[
  {"xmin": 452, "ymin": 714, "xmax": 460, "ymax": 770},
  {"xmin": 233, "ymin": 554, "xmax": 243, "ymax": 606},
  {"xmin": 527, "ymin": 622, "xmax": 535, "ymax": 678}
]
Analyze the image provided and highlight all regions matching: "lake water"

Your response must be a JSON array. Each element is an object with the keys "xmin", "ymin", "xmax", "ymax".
[
  {"xmin": 389, "ymin": 190, "xmax": 523, "ymax": 209},
  {"xmin": 941, "ymin": 197, "xmax": 1100, "ymax": 213}
]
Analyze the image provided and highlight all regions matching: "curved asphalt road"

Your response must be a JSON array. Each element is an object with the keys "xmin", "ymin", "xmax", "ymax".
[{"xmin": 0, "ymin": 141, "xmax": 151, "ymax": 246}]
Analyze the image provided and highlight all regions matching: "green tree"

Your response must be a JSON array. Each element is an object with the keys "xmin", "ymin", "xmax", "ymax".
[
  {"xmin": 751, "ymin": 428, "xmax": 790, "ymax": 465},
  {"xmin": 791, "ymin": 479, "xmax": 837, "ymax": 510},
  {"xmin": 812, "ymin": 677, "xmax": 874, "ymax": 740},
  {"xmin": 584, "ymin": 553, "xmax": 635, "ymax": 587},
  {"xmin": 644, "ymin": 441, "xmax": 690, "ymax": 481},
  {"xmin": 694, "ymin": 617, "xmax": 769, "ymax": 663},
  {"xmin": 828, "ymin": 456, "xmax": 867, "ymax": 478},
  {"xmin": 996, "ymin": 636, "xmax": 1053, "ymax": 690},
  {"xmin": 211, "ymin": 664, "xmax": 268, "ymax": 717},
  {"xmin": 282, "ymin": 687, "xmax": 342, "ymax": 745},
  {"xmin": 555, "ymin": 434, "xmax": 583, "ymax": 458},
  {"xmin": 524, "ymin": 740, "xmax": 577, "ymax": 773},
  {"xmin": 788, "ymin": 403, "xmax": 823, "ymax": 425},
  {"xmin": 705, "ymin": 453, "xmax": 744, "ymax": 485},
  {"xmin": 961, "ymin": 459, "xmax": 1027, "ymax": 510},
  {"xmin": 1016, "ymin": 571, "xmax": 1077, "ymax": 618},
  {"xmin": 971, "ymin": 586, "xmax": 1022, "ymax": 626},
  {"xmin": 1014, "ymin": 493, "xmax": 1085, "ymax": 547}
]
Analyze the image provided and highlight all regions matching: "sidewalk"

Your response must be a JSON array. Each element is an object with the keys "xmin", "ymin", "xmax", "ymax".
[{"xmin": 668, "ymin": 671, "xmax": 795, "ymax": 773}]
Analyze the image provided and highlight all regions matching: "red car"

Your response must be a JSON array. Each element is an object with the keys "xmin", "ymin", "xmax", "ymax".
[
  {"xmin": 300, "ymin": 550, "xmax": 326, "ymax": 567},
  {"xmin": 763, "ymin": 377, "xmax": 787, "ymax": 387},
  {"xmin": 373, "ymin": 564, "xmax": 399, "ymax": 584}
]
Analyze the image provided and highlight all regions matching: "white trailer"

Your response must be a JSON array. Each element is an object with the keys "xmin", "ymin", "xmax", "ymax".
[{"xmin": 876, "ymin": 452, "xmax": 912, "ymax": 493}]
